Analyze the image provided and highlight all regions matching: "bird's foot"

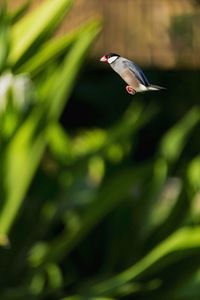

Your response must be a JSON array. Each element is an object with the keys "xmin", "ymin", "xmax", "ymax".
[{"xmin": 126, "ymin": 86, "xmax": 136, "ymax": 95}]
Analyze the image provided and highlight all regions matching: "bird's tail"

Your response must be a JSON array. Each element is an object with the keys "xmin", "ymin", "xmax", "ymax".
[{"xmin": 148, "ymin": 84, "xmax": 166, "ymax": 91}]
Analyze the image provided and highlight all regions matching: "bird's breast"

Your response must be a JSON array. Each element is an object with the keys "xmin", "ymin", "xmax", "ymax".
[{"xmin": 121, "ymin": 69, "xmax": 140, "ymax": 89}]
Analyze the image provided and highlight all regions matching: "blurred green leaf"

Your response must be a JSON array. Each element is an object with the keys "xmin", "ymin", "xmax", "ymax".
[
  {"xmin": 0, "ymin": 13, "xmax": 101, "ymax": 237},
  {"xmin": 88, "ymin": 226, "xmax": 200, "ymax": 296},
  {"xmin": 9, "ymin": 0, "xmax": 31, "ymax": 24},
  {"xmin": 0, "ymin": 2, "xmax": 10, "ymax": 71},
  {"xmin": 17, "ymin": 21, "xmax": 95, "ymax": 76},
  {"xmin": 46, "ymin": 20, "xmax": 101, "ymax": 119},
  {"xmin": 187, "ymin": 155, "xmax": 200, "ymax": 191},
  {"xmin": 0, "ymin": 111, "xmax": 46, "ymax": 235},
  {"xmin": 31, "ymin": 166, "xmax": 146, "ymax": 266},
  {"xmin": 9, "ymin": 0, "xmax": 73, "ymax": 66},
  {"xmin": 46, "ymin": 263, "xmax": 63, "ymax": 289},
  {"xmin": 159, "ymin": 107, "xmax": 200, "ymax": 164}
]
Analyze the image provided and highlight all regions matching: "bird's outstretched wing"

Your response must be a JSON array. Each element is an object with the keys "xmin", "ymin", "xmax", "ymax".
[{"xmin": 123, "ymin": 60, "xmax": 150, "ymax": 87}]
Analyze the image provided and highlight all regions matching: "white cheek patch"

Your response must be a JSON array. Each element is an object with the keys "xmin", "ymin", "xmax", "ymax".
[{"xmin": 108, "ymin": 56, "xmax": 118, "ymax": 64}]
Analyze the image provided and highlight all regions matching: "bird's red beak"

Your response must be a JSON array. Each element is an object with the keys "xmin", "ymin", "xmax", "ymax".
[{"xmin": 100, "ymin": 55, "xmax": 108, "ymax": 63}]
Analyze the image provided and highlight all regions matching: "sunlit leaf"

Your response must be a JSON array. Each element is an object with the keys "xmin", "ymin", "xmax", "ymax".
[
  {"xmin": 9, "ymin": 0, "xmax": 73, "ymax": 65},
  {"xmin": 9, "ymin": 0, "xmax": 31, "ymax": 24},
  {"xmin": 17, "ymin": 21, "xmax": 95, "ymax": 76},
  {"xmin": 46, "ymin": 20, "xmax": 102, "ymax": 119}
]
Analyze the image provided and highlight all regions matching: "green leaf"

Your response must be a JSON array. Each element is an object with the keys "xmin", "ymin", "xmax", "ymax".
[
  {"xmin": 9, "ymin": 0, "xmax": 31, "ymax": 24},
  {"xmin": 9, "ymin": 0, "xmax": 73, "ymax": 66},
  {"xmin": 187, "ymin": 155, "xmax": 200, "ymax": 191},
  {"xmin": 0, "ymin": 110, "xmax": 46, "ymax": 235},
  {"xmin": 159, "ymin": 107, "xmax": 200, "ymax": 164},
  {"xmin": 88, "ymin": 227, "xmax": 200, "ymax": 296},
  {"xmin": 0, "ymin": 2, "xmax": 10, "ymax": 71},
  {"xmin": 31, "ymin": 165, "xmax": 150, "ymax": 266},
  {"xmin": 16, "ymin": 23, "xmax": 88, "ymax": 75},
  {"xmin": 46, "ymin": 20, "xmax": 102, "ymax": 120},
  {"xmin": 0, "ymin": 18, "xmax": 101, "ymax": 237}
]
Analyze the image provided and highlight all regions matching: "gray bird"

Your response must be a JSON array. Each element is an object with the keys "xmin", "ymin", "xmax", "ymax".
[{"xmin": 100, "ymin": 53, "xmax": 165, "ymax": 95}]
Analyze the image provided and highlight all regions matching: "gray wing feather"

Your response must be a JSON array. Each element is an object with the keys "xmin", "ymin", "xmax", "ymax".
[{"xmin": 123, "ymin": 60, "xmax": 150, "ymax": 86}]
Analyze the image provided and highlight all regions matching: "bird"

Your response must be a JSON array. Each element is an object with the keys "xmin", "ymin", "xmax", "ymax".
[{"xmin": 100, "ymin": 53, "xmax": 165, "ymax": 95}]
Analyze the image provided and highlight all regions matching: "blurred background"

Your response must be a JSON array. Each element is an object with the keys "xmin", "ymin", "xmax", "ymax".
[
  {"xmin": 12, "ymin": 0, "xmax": 200, "ymax": 67},
  {"xmin": 0, "ymin": 0, "xmax": 200, "ymax": 299}
]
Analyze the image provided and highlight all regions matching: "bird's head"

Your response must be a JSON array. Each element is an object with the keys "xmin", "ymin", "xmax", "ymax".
[{"xmin": 100, "ymin": 53, "xmax": 120, "ymax": 64}]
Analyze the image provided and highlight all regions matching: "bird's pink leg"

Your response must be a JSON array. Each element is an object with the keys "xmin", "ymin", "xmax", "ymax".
[{"xmin": 126, "ymin": 86, "xmax": 136, "ymax": 95}]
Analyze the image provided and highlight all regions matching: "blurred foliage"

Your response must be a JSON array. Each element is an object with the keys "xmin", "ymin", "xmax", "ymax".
[{"xmin": 0, "ymin": 1, "xmax": 200, "ymax": 300}]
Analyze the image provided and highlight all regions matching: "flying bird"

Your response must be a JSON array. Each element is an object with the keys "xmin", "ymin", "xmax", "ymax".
[{"xmin": 100, "ymin": 53, "xmax": 165, "ymax": 95}]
